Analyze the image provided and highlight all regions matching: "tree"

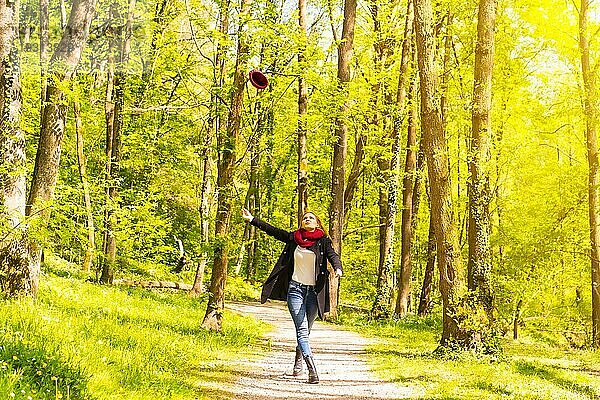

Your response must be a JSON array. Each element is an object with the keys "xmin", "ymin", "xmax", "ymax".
[
  {"xmin": 372, "ymin": 0, "xmax": 414, "ymax": 319},
  {"xmin": 328, "ymin": 0, "xmax": 357, "ymax": 320},
  {"xmin": 467, "ymin": 0, "xmax": 496, "ymax": 318},
  {"xmin": 395, "ymin": 64, "xmax": 419, "ymax": 318},
  {"xmin": 297, "ymin": 0, "xmax": 308, "ymax": 220},
  {"xmin": 73, "ymin": 95, "xmax": 95, "ymax": 273},
  {"xmin": 414, "ymin": 0, "xmax": 463, "ymax": 345},
  {"xmin": 101, "ymin": 0, "xmax": 135, "ymax": 284},
  {"xmin": 26, "ymin": 0, "xmax": 97, "ymax": 293},
  {"xmin": 202, "ymin": 0, "xmax": 251, "ymax": 331},
  {"xmin": 0, "ymin": 0, "xmax": 29, "ymax": 297},
  {"xmin": 578, "ymin": 0, "xmax": 600, "ymax": 348}
]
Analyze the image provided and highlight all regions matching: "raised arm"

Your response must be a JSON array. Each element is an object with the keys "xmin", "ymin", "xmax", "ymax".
[{"xmin": 242, "ymin": 208, "xmax": 291, "ymax": 242}]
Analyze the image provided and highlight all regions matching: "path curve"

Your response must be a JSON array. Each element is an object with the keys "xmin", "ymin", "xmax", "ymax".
[{"xmin": 224, "ymin": 301, "xmax": 420, "ymax": 400}]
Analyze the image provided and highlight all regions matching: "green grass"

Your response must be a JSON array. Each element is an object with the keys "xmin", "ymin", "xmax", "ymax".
[
  {"xmin": 340, "ymin": 311, "xmax": 600, "ymax": 399},
  {"xmin": 0, "ymin": 267, "xmax": 267, "ymax": 399}
]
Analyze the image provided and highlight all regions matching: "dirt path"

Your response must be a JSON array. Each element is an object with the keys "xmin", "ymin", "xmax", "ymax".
[{"xmin": 218, "ymin": 301, "xmax": 420, "ymax": 400}]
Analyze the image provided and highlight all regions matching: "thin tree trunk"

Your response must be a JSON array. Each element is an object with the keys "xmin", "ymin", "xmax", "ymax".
[
  {"xmin": 202, "ymin": 0, "xmax": 251, "ymax": 331},
  {"xmin": 59, "ymin": 0, "xmax": 67, "ymax": 29},
  {"xmin": 101, "ymin": 25, "xmax": 117, "ymax": 284},
  {"xmin": 245, "ymin": 98, "xmax": 262, "ymax": 279},
  {"xmin": 468, "ymin": 0, "xmax": 496, "ymax": 318},
  {"xmin": 418, "ymin": 210, "xmax": 436, "ymax": 316},
  {"xmin": 343, "ymin": 133, "xmax": 365, "ymax": 219},
  {"xmin": 101, "ymin": 0, "xmax": 133, "ymax": 283},
  {"xmin": 39, "ymin": 0, "xmax": 48, "ymax": 119},
  {"xmin": 190, "ymin": 146, "xmax": 211, "ymax": 296},
  {"xmin": 396, "ymin": 70, "xmax": 419, "ymax": 318},
  {"xmin": 74, "ymin": 97, "xmax": 95, "ymax": 273},
  {"xmin": 327, "ymin": 0, "xmax": 357, "ymax": 320},
  {"xmin": 512, "ymin": 298, "xmax": 522, "ymax": 340},
  {"xmin": 579, "ymin": 0, "xmax": 600, "ymax": 349},
  {"xmin": 297, "ymin": 0, "xmax": 308, "ymax": 221},
  {"xmin": 0, "ymin": 0, "xmax": 30, "ymax": 297},
  {"xmin": 370, "ymin": 0, "xmax": 412, "ymax": 320},
  {"xmin": 414, "ymin": 0, "xmax": 462, "ymax": 345},
  {"xmin": 191, "ymin": 0, "xmax": 230, "ymax": 297}
]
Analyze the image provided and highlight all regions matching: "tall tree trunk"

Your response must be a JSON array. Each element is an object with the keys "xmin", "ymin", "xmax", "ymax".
[
  {"xmin": 246, "ymin": 96, "xmax": 264, "ymax": 281},
  {"xmin": 101, "ymin": 0, "xmax": 133, "ymax": 284},
  {"xmin": 102, "ymin": 25, "xmax": 117, "ymax": 284},
  {"xmin": 371, "ymin": 0, "xmax": 414, "ymax": 320},
  {"xmin": 297, "ymin": 0, "xmax": 308, "ymax": 221},
  {"xmin": 396, "ymin": 68, "xmax": 419, "ymax": 318},
  {"xmin": 579, "ymin": 0, "xmax": 600, "ymax": 349},
  {"xmin": 25, "ymin": 0, "xmax": 97, "ymax": 293},
  {"xmin": 414, "ymin": 0, "xmax": 462, "ymax": 345},
  {"xmin": 327, "ymin": 0, "xmax": 357, "ymax": 320},
  {"xmin": 202, "ymin": 0, "xmax": 251, "ymax": 331},
  {"xmin": 468, "ymin": 0, "xmax": 496, "ymax": 317},
  {"xmin": 415, "ymin": 10, "xmax": 449, "ymax": 318},
  {"xmin": 191, "ymin": 0, "xmax": 230, "ymax": 297},
  {"xmin": 0, "ymin": 0, "xmax": 30, "ymax": 297},
  {"xmin": 190, "ymin": 137, "xmax": 212, "ymax": 296},
  {"xmin": 74, "ymin": 96, "xmax": 95, "ymax": 273},
  {"xmin": 372, "ymin": 155, "xmax": 391, "ymax": 318}
]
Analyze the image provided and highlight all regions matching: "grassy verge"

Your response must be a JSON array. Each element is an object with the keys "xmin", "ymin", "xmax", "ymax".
[
  {"xmin": 0, "ymin": 270, "xmax": 266, "ymax": 399},
  {"xmin": 339, "ymin": 311, "xmax": 600, "ymax": 399}
]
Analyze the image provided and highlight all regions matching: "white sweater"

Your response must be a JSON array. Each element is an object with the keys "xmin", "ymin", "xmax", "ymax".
[{"xmin": 292, "ymin": 246, "xmax": 316, "ymax": 285}]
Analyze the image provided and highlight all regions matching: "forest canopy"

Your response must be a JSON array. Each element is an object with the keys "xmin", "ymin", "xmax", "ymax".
[{"xmin": 0, "ymin": 0, "xmax": 599, "ymax": 348}]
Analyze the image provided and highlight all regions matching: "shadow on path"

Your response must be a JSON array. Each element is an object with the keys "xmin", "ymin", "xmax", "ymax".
[{"xmin": 196, "ymin": 301, "xmax": 421, "ymax": 400}]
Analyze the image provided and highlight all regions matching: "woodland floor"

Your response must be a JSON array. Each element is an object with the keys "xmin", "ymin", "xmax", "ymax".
[{"xmin": 199, "ymin": 301, "xmax": 421, "ymax": 400}]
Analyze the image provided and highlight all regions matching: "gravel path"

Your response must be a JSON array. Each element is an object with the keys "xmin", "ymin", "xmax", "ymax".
[{"xmin": 220, "ymin": 301, "xmax": 420, "ymax": 400}]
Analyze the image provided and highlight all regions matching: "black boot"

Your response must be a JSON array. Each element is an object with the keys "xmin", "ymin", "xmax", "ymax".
[
  {"xmin": 303, "ymin": 355, "xmax": 319, "ymax": 384},
  {"xmin": 292, "ymin": 348, "xmax": 303, "ymax": 376}
]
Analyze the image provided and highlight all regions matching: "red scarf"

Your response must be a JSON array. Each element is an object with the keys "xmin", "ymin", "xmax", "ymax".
[{"xmin": 294, "ymin": 228, "xmax": 324, "ymax": 248}]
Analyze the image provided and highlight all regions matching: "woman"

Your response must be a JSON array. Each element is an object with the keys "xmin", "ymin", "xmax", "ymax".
[{"xmin": 241, "ymin": 208, "xmax": 342, "ymax": 384}]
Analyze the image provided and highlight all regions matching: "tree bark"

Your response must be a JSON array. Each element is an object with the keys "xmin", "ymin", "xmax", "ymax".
[
  {"xmin": 245, "ymin": 95, "xmax": 264, "ymax": 281},
  {"xmin": 0, "ymin": 0, "xmax": 30, "ymax": 297},
  {"xmin": 468, "ymin": 0, "xmax": 496, "ymax": 318},
  {"xmin": 101, "ymin": 24, "xmax": 118, "ymax": 284},
  {"xmin": 371, "ymin": 0, "xmax": 414, "ymax": 320},
  {"xmin": 297, "ymin": 0, "xmax": 308, "ymax": 221},
  {"xmin": 101, "ymin": 0, "xmax": 133, "ymax": 284},
  {"xmin": 396, "ymin": 67, "xmax": 419, "ymax": 318},
  {"xmin": 414, "ymin": 0, "xmax": 462, "ymax": 345},
  {"xmin": 191, "ymin": 0, "xmax": 230, "ymax": 297},
  {"xmin": 39, "ymin": 0, "xmax": 48, "ymax": 116},
  {"xmin": 327, "ymin": 0, "xmax": 357, "ymax": 320},
  {"xmin": 343, "ymin": 133, "xmax": 365, "ymax": 219},
  {"xmin": 418, "ymin": 209, "xmax": 436, "ymax": 316},
  {"xmin": 190, "ymin": 138, "xmax": 211, "ymax": 296},
  {"xmin": 74, "ymin": 97, "xmax": 95, "ymax": 273},
  {"xmin": 26, "ymin": 0, "xmax": 97, "ymax": 289},
  {"xmin": 512, "ymin": 298, "xmax": 522, "ymax": 340},
  {"xmin": 202, "ymin": 0, "xmax": 251, "ymax": 331},
  {"xmin": 578, "ymin": 0, "xmax": 600, "ymax": 349}
]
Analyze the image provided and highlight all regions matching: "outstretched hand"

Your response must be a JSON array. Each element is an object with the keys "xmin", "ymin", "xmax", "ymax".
[{"xmin": 242, "ymin": 208, "xmax": 254, "ymax": 222}]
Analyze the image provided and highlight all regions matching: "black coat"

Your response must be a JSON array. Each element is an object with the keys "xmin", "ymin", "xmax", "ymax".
[{"xmin": 250, "ymin": 217, "xmax": 343, "ymax": 318}]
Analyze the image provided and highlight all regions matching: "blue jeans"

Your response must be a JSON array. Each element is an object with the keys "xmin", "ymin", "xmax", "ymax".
[{"xmin": 287, "ymin": 280, "xmax": 318, "ymax": 357}]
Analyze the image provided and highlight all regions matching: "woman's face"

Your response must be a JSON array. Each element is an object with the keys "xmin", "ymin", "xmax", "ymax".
[{"xmin": 301, "ymin": 213, "xmax": 319, "ymax": 231}]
